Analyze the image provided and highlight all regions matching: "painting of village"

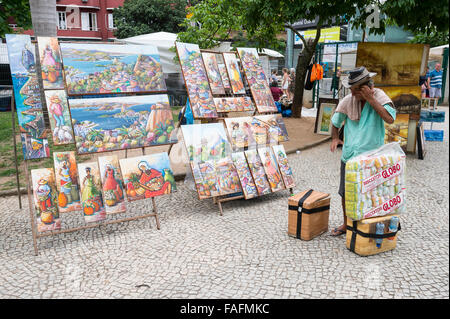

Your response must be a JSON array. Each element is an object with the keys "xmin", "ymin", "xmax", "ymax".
[
  {"xmin": 53, "ymin": 151, "xmax": 82, "ymax": 213},
  {"xmin": 119, "ymin": 152, "xmax": 176, "ymax": 202},
  {"xmin": 213, "ymin": 97, "xmax": 254, "ymax": 112},
  {"xmin": 69, "ymin": 94, "xmax": 177, "ymax": 154},
  {"xmin": 191, "ymin": 161, "xmax": 220, "ymax": 199},
  {"xmin": 258, "ymin": 147, "xmax": 285, "ymax": 192},
  {"xmin": 237, "ymin": 48, "xmax": 277, "ymax": 113},
  {"xmin": 231, "ymin": 152, "xmax": 258, "ymax": 199},
  {"xmin": 202, "ymin": 52, "xmax": 226, "ymax": 95},
  {"xmin": 44, "ymin": 90, "xmax": 75, "ymax": 145},
  {"xmin": 272, "ymin": 145, "xmax": 296, "ymax": 189},
  {"xmin": 379, "ymin": 86, "xmax": 422, "ymax": 115},
  {"xmin": 37, "ymin": 36, "xmax": 65, "ymax": 90},
  {"xmin": 31, "ymin": 168, "xmax": 61, "ymax": 232},
  {"xmin": 6, "ymin": 34, "xmax": 49, "ymax": 160},
  {"xmin": 215, "ymin": 158, "xmax": 242, "ymax": 195},
  {"xmin": 244, "ymin": 149, "xmax": 271, "ymax": 196},
  {"xmin": 176, "ymin": 42, "xmax": 218, "ymax": 118},
  {"xmin": 60, "ymin": 43, "xmax": 166, "ymax": 95},
  {"xmin": 98, "ymin": 155, "xmax": 126, "ymax": 214},
  {"xmin": 222, "ymin": 52, "xmax": 246, "ymax": 95},
  {"xmin": 356, "ymin": 43, "xmax": 425, "ymax": 86},
  {"xmin": 78, "ymin": 161, "xmax": 106, "ymax": 223}
]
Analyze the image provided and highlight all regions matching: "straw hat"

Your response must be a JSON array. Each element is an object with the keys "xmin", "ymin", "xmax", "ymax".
[{"xmin": 342, "ymin": 66, "xmax": 377, "ymax": 88}]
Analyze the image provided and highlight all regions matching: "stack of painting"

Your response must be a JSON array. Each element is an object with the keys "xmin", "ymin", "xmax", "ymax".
[
  {"xmin": 6, "ymin": 34, "xmax": 50, "ymax": 160},
  {"xmin": 237, "ymin": 48, "xmax": 278, "ymax": 113}
]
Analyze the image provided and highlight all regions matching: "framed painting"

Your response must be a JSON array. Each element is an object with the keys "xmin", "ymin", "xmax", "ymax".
[
  {"xmin": 254, "ymin": 114, "xmax": 289, "ymax": 143},
  {"xmin": 191, "ymin": 161, "xmax": 220, "ymax": 199},
  {"xmin": 53, "ymin": 151, "xmax": 82, "ymax": 213},
  {"xmin": 31, "ymin": 168, "xmax": 61, "ymax": 232},
  {"xmin": 356, "ymin": 43, "xmax": 425, "ymax": 86},
  {"xmin": 378, "ymin": 86, "xmax": 421, "ymax": 118},
  {"xmin": 44, "ymin": 90, "xmax": 75, "ymax": 145},
  {"xmin": 231, "ymin": 152, "xmax": 258, "ymax": 199},
  {"xmin": 315, "ymin": 99, "xmax": 337, "ymax": 135},
  {"xmin": 272, "ymin": 144, "xmax": 296, "ymax": 189},
  {"xmin": 175, "ymin": 42, "xmax": 218, "ymax": 118},
  {"xmin": 6, "ymin": 34, "xmax": 49, "ymax": 160},
  {"xmin": 217, "ymin": 63, "xmax": 231, "ymax": 89},
  {"xmin": 224, "ymin": 116, "xmax": 255, "ymax": 150},
  {"xmin": 257, "ymin": 147, "xmax": 285, "ymax": 192},
  {"xmin": 244, "ymin": 149, "xmax": 271, "ymax": 196},
  {"xmin": 60, "ymin": 43, "xmax": 166, "ymax": 95},
  {"xmin": 181, "ymin": 123, "xmax": 232, "ymax": 163},
  {"xmin": 37, "ymin": 36, "xmax": 65, "ymax": 89},
  {"xmin": 416, "ymin": 122, "xmax": 426, "ymax": 160},
  {"xmin": 385, "ymin": 113, "xmax": 410, "ymax": 151},
  {"xmin": 69, "ymin": 94, "xmax": 177, "ymax": 154},
  {"xmin": 119, "ymin": 152, "xmax": 176, "ymax": 201},
  {"xmin": 214, "ymin": 97, "xmax": 254, "ymax": 112},
  {"xmin": 98, "ymin": 155, "xmax": 126, "ymax": 214},
  {"xmin": 237, "ymin": 48, "xmax": 277, "ymax": 113},
  {"xmin": 222, "ymin": 52, "xmax": 246, "ymax": 95},
  {"xmin": 78, "ymin": 161, "xmax": 106, "ymax": 223},
  {"xmin": 201, "ymin": 52, "xmax": 226, "ymax": 95},
  {"xmin": 421, "ymin": 97, "xmax": 430, "ymax": 109}
]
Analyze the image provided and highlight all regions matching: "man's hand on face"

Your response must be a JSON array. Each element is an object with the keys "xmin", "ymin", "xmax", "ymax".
[
  {"xmin": 330, "ymin": 138, "xmax": 343, "ymax": 152},
  {"xmin": 359, "ymin": 85, "xmax": 375, "ymax": 103}
]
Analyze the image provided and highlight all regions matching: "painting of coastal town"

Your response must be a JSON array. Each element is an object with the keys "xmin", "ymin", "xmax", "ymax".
[
  {"xmin": 119, "ymin": 152, "xmax": 176, "ymax": 202},
  {"xmin": 272, "ymin": 145, "xmax": 296, "ymax": 189},
  {"xmin": 258, "ymin": 147, "xmax": 285, "ymax": 192},
  {"xmin": 37, "ymin": 36, "xmax": 65, "ymax": 90},
  {"xmin": 78, "ymin": 161, "xmax": 106, "ymax": 223},
  {"xmin": 6, "ymin": 34, "xmax": 49, "ymax": 160},
  {"xmin": 176, "ymin": 42, "xmax": 218, "ymax": 118},
  {"xmin": 53, "ymin": 151, "xmax": 82, "ymax": 213},
  {"xmin": 44, "ymin": 90, "xmax": 75, "ymax": 145},
  {"xmin": 181, "ymin": 123, "xmax": 231, "ymax": 163},
  {"xmin": 213, "ymin": 97, "xmax": 254, "ymax": 112},
  {"xmin": 202, "ymin": 52, "xmax": 225, "ymax": 95},
  {"xmin": 69, "ymin": 94, "xmax": 177, "ymax": 154},
  {"xmin": 231, "ymin": 152, "xmax": 258, "ymax": 199},
  {"xmin": 237, "ymin": 48, "xmax": 277, "ymax": 112},
  {"xmin": 222, "ymin": 52, "xmax": 246, "ymax": 95},
  {"xmin": 244, "ymin": 149, "xmax": 271, "ymax": 196},
  {"xmin": 31, "ymin": 168, "xmax": 61, "ymax": 232},
  {"xmin": 60, "ymin": 43, "xmax": 166, "ymax": 95},
  {"xmin": 98, "ymin": 155, "xmax": 126, "ymax": 214}
]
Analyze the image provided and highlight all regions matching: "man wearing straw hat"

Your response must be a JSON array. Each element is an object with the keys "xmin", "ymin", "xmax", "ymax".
[{"xmin": 329, "ymin": 66, "xmax": 396, "ymax": 236}]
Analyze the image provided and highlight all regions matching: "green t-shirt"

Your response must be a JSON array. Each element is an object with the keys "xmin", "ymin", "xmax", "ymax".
[{"xmin": 331, "ymin": 102, "xmax": 396, "ymax": 163}]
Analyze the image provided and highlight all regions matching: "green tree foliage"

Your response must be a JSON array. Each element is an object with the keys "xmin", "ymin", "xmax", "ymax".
[
  {"xmin": 0, "ymin": 0, "xmax": 32, "ymax": 37},
  {"xmin": 410, "ymin": 30, "xmax": 449, "ymax": 47},
  {"xmin": 113, "ymin": 0, "xmax": 188, "ymax": 39}
]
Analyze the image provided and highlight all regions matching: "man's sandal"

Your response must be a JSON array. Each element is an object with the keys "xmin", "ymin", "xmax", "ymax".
[{"xmin": 330, "ymin": 227, "xmax": 346, "ymax": 236}]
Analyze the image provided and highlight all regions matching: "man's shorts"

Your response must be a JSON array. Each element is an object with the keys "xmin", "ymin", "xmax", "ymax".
[
  {"xmin": 339, "ymin": 160, "xmax": 345, "ymax": 197},
  {"xmin": 429, "ymin": 87, "xmax": 442, "ymax": 98}
]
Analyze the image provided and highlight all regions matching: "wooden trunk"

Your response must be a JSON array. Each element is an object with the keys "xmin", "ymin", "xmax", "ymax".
[
  {"xmin": 346, "ymin": 214, "xmax": 400, "ymax": 256},
  {"xmin": 288, "ymin": 189, "xmax": 330, "ymax": 241}
]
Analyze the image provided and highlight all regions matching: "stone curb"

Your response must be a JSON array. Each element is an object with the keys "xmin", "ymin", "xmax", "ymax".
[{"xmin": 0, "ymin": 137, "xmax": 332, "ymax": 198}]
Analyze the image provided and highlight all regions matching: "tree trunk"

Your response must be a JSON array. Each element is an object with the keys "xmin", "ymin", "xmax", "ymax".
[{"xmin": 29, "ymin": 0, "xmax": 57, "ymax": 37}]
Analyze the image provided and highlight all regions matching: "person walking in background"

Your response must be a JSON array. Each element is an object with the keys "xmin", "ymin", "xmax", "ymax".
[
  {"xmin": 428, "ymin": 63, "xmax": 443, "ymax": 109},
  {"xmin": 271, "ymin": 69, "xmax": 278, "ymax": 83},
  {"xmin": 281, "ymin": 68, "xmax": 289, "ymax": 99},
  {"xmin": 288, "ymin": 68, "xmax": 296, "ymax": 102}
]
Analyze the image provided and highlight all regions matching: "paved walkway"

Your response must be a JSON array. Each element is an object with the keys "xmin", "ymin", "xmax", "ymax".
[{"xmin": 0, "ymin": 108, "xmax": 448, "ymax": 299}]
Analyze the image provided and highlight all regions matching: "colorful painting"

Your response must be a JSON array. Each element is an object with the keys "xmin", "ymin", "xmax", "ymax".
[
  {"xmin": 258, "ymin": 147, "xmax": 285, "ymax": 192},
  {"xmin": 176, "ymin": 42, "xmax": 218, "ymax": 118},
  {"xmin": 378, "ymin": 86, "xmax": 422, "ymax": 115},
  {"xmin": 44, "ymin": 90, "xmax": 75, "ymax": 145},
  {"xmin": 385, "ymin": 113, "xmax": 410, "ymax": 150},
  {"xmin": 254, "ymin": 114, "xmax": 289, "ymax": 143},
  {"xmin": 191, "ymin": 161, "xmax": 220, "ymax": 199},
  {"xmin": 316, "ymin": 102, "xmax": 336, "ymax": 135},
  {"xmin": 60, "ymin": 43, "xmax": 166, "ymax": 95},
  {"xmin": 69, "ymin": 94, "xmax": 177, "ymax": 154},
  {"xmin": 214, "ymin": 157, "xmax": 242, "ymax": 195},
  {"xmin": 181, "ymin": 123, "xmax": 231, "ymax": 163},
  {"xmin": 231, "ymin": 152, "xmax": 258, "ymax": 199},
  {"xmin": 31, "ymin": 168, "xmax": 61, "ymax": 232},
  {"xmin": 53, "ymin": 151, "xmax": 82, "ymax": 213},
  {"xmin": 218, "ymin": 63, "xmax": 231, "ymax": 89},
  {"xmin": 224, "ymin": 116, "xmax": 255, "ymax": 150},
  {"xmin": 37, "ymin": 36, "xmax": 64, "ymax": 89},
  {"xmin": 98, "ymin": 155, "xmax": 126, "ymax": 214},
  {"xmin": 78, "ymin": 162, "xmax": 106, "ymax": 223},
  {"xmin": 6, "ymin": 34, "xmax": 49, "ymax": 160},
  {"xmin": 214, "ymin": 97, "xmax": 254, "ymax": 112},
  {"xmin": 272, "ymin": 145, "xmax": 295, "ymax": 189},
  {"xmin": 244, "ymin": 149, "xmax": 271, "ymax": 196},
  {"xmin": 237, "ymin": 48, "xmax": 277, "ymax": 113},
  {"xmin": 356, "ymin": 43, "xmax": 425, "ymax": 86},
  {"xmin": 202, "ymin": 52, "xmax": 226, "ymax": 95},
  {"xmin": 119, "ymin": 152, "xmax": 176, "ymax": 201},
  {"xmin": 222, "ymin": 52, "xmax": 246, "ymax": 94}
]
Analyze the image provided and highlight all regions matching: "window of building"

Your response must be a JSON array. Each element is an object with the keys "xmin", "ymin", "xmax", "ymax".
[
  {"xmin": 81, "ymin": 12, "xmax": 97, "ymax": 31},
  {"xmin": 58, "ymin": 11, "xmax": 67, "ymax": 30},
  {"xmin": 108, "ymin": 13, "xmax": 115, "ymax": 29}
]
